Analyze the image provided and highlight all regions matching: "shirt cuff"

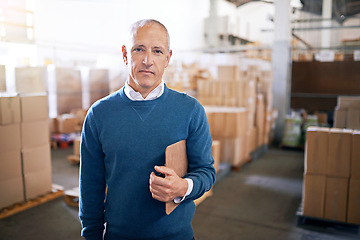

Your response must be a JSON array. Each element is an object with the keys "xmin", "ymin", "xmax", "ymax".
[{"xmin": 173, "ymin": 178, "xmax": 193, "ymax": 204}]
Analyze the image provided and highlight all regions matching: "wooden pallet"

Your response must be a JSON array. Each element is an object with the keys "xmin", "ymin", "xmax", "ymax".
[
  {"xmin": 194, "ymin": 189, "xmax": 213, "ymax": 207},
  {"xmin": 0, "ymin": 184, "xmax": 64, "ymax": 219},
  {"xmin": 296, "ymin": 204, "xmax": 360, "ymax": 236},
  {"xmin": 67, "ymin": 155, "xmax": 80, "ymax": 164},
  {"xmin": 64, "ymin": 187, "xmax": 79, "ymax": 208}
]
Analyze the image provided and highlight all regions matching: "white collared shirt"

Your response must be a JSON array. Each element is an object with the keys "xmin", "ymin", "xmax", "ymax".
[
  {"xmin": 124, "ymin": 80, "xmax": 164, "ymax": 101},
  {"xmin": 124, "ymin": 80, "xmax": 193, "ymax": 203}
]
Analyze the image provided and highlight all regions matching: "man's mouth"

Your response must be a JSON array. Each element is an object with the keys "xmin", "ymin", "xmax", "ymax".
[{"xmin": 139, "ymin": 70, "xmax": 154, "ymax": 74}]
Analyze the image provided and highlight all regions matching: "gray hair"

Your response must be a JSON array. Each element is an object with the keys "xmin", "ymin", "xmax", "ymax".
[{"xmin": 127, "ymin": 19, "xmax": 171, "ymax": 52}]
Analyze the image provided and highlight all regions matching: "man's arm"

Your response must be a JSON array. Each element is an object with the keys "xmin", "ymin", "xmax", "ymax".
[
  {"xmin": 79, "ymin": 108, "xmax": 106, "ymax": 240},
  {"xmin": 183, "ymin": 102, "xmax": 216, "ymax": 200}
]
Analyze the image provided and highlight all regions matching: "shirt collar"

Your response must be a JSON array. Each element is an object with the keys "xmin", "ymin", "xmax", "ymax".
[{"xmin": 124, "ymin": 80, "xmax": 164, "ymax": 101}]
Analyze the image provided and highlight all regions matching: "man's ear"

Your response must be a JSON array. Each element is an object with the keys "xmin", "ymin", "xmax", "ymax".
[
  {"xmin": 122, "ymin": 45, "xmax": 128, "ymax": 64},
  {"xmin": 165, "ymin": 49, "xmax": 172, "ymax": 68}
]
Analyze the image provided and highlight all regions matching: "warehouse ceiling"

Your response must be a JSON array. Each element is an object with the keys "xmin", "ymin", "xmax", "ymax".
[{"xmin": 225, "ymin": 0, "xmax": 360, "ymax": 23}]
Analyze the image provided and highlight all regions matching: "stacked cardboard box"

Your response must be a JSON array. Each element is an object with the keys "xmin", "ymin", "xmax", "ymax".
[
  {"xmin": 89, "ymin": 69, "xmax": 110, "ymax": 106},
  {"xmin": 303, "ymin": 127, "xmax": 360, "ymax": 224},
  {"xmin": 0, "ymin": 93, "xmax": 24, "ymax": 209},
  {"xmin": 198, "ymin": 65, "xmax": 276, "ymax": 158},
  {"xmin": 0, "ymin": 93, "xmax": 53, "ymax": 210},
  {"xmin": 20, "ymin": 93, "xmax": 52, "ymax": 200},
  {"xmin": 56, "ymin": 68, "xmax": 82, "ymax": 115},
  {"xmin": 205, "ymin": 106, "xmax": 248, "ymax": 167},
  {"xmin": 0, "ymin": 65, "xmax": 5, "ymax": 92},
  {"xmin": 14, "ymin": 67, "xmax": 48, "ymax": 94},
  {"xmin": 334, "ymin": 96, "xmax": 360, "ymax": 130}
]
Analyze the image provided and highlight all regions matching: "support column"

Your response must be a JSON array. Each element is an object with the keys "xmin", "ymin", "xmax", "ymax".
[
  {"xmin": 272, "ymin": 0, "xmax": 292, "ymax": 143},
  {"xmin": 321, "ymin": 0, "xmax": 332, "ymax": 48},
  {"xmin": 208, "ymin": 0, "xmax": 218, "ymax": 48}
]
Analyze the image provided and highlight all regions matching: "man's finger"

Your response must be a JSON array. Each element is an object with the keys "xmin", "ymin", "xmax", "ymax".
[{"xmin": 154, "ymin": 165, "xmax": 176, "ymax": 177}]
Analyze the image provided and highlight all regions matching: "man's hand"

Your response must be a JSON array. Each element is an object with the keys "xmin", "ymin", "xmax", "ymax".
[{"xmin": 149, "ymin": 166, "xmax": 188, "ymax": 202}]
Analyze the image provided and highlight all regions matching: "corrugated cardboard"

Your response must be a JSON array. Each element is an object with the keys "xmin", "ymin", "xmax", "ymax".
[
  {"xmin": 57, "ymin": 115, "xmax": 80, "ymax": 134},
  {"xmin": 218, "ymin": 66, "xmax": 240, "ymax": 81},
  {"xmin": 334, "ymin": 108, "xmax": 347, "ymax": 128},
  {"xmin": 74, "ymin": 137, "xmax": 81, "ymax": 156},
  {"xmin": 0, "ymin": 65, "xmax": 5, "ymax": 92},
  {"xmin": 351, "ymin": 131, "xmax": 360, "ymax": 179},
  {"xmin": 22, "ymin": 144, "xmax": 51, "ymax": 174},
  {"xmin": 0, "ymin": 151, "xmax": 24, "ymax": 209},
  {"xmin": 324, "ymin": 177, "xmax": 348, "ymax": 222},
  {"xmin": 0, "ymin": 177, "xmax": 24, "ymax": 209},
  {"xmin": 21, "ymin": 120, "xmax": 50, "ymax": 148},
  {"xmin": 15, "ymin": 67, "xmax": 47, "ymax": 93},
  {"xmin": 20, "ymin": 93, "xmax": 48, "ymax": 122},
  {"xmin": 305, "ymin": 127, "xmax": 329, "ymax": 175},
  {"xmin": 347, "ymin": 179, "xmax": 360, "ymax": 224},
  {"xmin": 303, "ymin": 173, "xmax": 326, "ymax": 218},
  {"xmin": 337, "ymin": 96, "xmax": 360, "ymax": 109},
  {"xmin": 327, "ymin": 128, "xmax": 352, "ymax": 177},
  {"xmin": 24, "ymin": 167, "xmax": 52, "ymax": 200},
  {"xmin": 0, "ymin": 124, "xmax": 21, "ymax": 153},
  {"xmin": 0, "ymin": 94, "xmax": 20, "ymax": 125},
  {"xmin": 0, "ymin": 151, "xmax": 22, "ymax": 181},
  {"xmin": 347, "ymin": 109, "xmax": 360, "ymax": 130}
]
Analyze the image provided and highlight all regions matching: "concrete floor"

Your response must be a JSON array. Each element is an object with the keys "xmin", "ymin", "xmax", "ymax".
[{"xmin": 0, "ymin": 146, "xmax": 359, "ymax": 240}]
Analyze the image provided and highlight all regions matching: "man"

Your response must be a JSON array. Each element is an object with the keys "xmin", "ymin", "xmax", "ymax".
[{"xmin": 79, "ymin": 19, "xmax": 216, "ymax": 240}]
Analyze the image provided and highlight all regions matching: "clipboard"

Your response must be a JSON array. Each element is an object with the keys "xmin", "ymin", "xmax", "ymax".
[{"xmin": 165, "ymin": 139, "xmax": 188, "ymax": 215}]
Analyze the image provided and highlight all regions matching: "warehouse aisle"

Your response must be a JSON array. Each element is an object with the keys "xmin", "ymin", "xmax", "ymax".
[{"xmin": 0, "ymin": 146, "xmax": 359, "ymax": 240}]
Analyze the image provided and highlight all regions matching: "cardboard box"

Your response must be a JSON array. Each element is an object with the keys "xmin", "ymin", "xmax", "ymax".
[
  {"xmin": 0, "ymin": 65, "xmax": 5, "ymax": 92},
  {"xmin": 21, "ymin": 120, "xmax": 50, "ymax": 148},
  {"xmin": 15, "ymin": 67, "xmax": 47, "ymax": 93},
  {"xmin": 0, "ymin": 151, "xmax": 23, "ymax": 208},
  {"xmin": 327, "ymin": 128, "xmax": 352, "ymax": 178},
  {"xmin": 351, "ymin": 131, "xmax": 360, "ymax": 179},
  {"xmin": 0, "ymin": 94, "xmax": 20, "ymax": 125},
  {"xmin": 0, "ymin": 177, "xmax": 24, "ymax": 209},
  {"xmin": 22, "ymin": 144, "xmax": 51, "ymax": 174},
  {"xmin": 212, "ymin": 140, "xmax": 220, "ymax": 173},
  {"xmin": 305, "ymin": 127, "xmax": 329, "ymax": 175},
  {"xmin": 0, "ymin": 124, "xmax": 21, "ymax": 153},
  {"xmin": 218, "ymin": 136, "xmax": 247, "ymax": 167},
  {"xmin": 333, "ymin": 108, "xmax": 347, "ymax": 128},
  {"xmin": 303, "ymin": 173, "xmax": 326, "ymax": 218},
  {"xmin": 57, "ymin": 115, "xmax": 80, "ymax": 133},
  {"xmin": 347, "ymin": 179, "xmax": 360, "ymax": 224},
  {"xmin": 20, "ymin": 93, "xmax": 48, "ymax": 122},
  {"xmin": 0, "ymin": 151, "xmax": 22, "ymax": 181},
  {"xmin": 347, "ymin": 109, "xmax": 360, "ymax": 130},
  {"xmin": 324, "ymin": 177, "xmax": 349, "ymax": 222},
  {"xmin": 74, "ymin": 137, "xmax": 81, "ymax": 156},
  {"xmin": 24, "ymin": 168, "xmax": 52, "ymax": 200},
  {"xmin": 337, "ymin": 96, "xmax": 360, "ymax": 109},
  {"xmin": 218, "ymin": 66, "xmax": 239, "ymax": 81}
]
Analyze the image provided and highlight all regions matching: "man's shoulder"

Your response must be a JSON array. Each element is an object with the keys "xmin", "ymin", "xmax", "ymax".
[
  {"xmin": 90, "ymin": 89, "xmax": 123, "ymax": 110},
  {"xmin": 166, "ymin": 87, "xmax": 198, "ymax": 103}
]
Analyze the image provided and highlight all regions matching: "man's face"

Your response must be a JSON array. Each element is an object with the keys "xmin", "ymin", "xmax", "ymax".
[{"xmin": 122, "ymin": 23, "xmax": 172, "ymax": 96}]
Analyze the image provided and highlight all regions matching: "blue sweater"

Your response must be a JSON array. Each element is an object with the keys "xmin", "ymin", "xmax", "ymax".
[{"xmin": 79, "ymin": 85, "xmax": 216, "ymax": 240}]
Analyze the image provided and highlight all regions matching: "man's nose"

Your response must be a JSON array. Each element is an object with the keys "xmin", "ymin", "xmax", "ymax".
[{"xmin": 143, "ymin": 51, "xmax": 153, "ymax": 65}]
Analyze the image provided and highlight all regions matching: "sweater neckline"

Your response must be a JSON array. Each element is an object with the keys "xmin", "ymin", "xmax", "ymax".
[{"xmin": 119, "ymin": 84, "xmax": 169, "ymax": 105}]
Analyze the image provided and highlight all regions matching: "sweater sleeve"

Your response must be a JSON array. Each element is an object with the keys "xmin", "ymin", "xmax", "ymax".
[
  {"xmin": 184, "ymin": 102, "xmax": 216, "ymax": 200},
  {"xmin": 79, "ymin": 108, "xmax": 106, "ymax": 239}
]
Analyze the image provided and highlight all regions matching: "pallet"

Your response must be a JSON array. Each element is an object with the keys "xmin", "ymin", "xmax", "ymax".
[
  {"xmin": 194, "ymin": 189, "xmax": 213, "ymax": 207},
  {"xmin": 67, "ymin": 155, "xmax": 80, "ymax": 164},
  {"xmin": 64, "ymin": 187, "xmax": 79, "ymax": 208},
  {"xmin": 0, "ymin": 184, "xmax": 64, "ymax": 219},
  {"xmin": 296, "ymin": 205, "xmax": 360, "ymax": 236}
]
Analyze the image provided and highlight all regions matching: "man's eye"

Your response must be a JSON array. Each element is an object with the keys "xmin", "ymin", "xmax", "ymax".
[
  {"xmin": 154, "ymin": 50, "xmax": 163, "ymax": 54},
  {"xmin": 133, "ymin": 48, "xmax": 143, "ymax": 52}
]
